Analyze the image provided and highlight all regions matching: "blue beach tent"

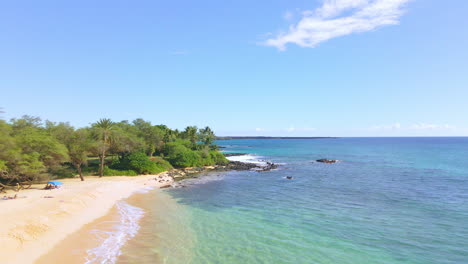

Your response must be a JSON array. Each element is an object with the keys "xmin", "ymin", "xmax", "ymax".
[{"xmin": 47, "ymin": 181, "xmax": 64, "ymax": 186}]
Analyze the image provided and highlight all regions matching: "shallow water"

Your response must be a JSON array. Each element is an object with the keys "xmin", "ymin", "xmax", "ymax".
[
  {"xmin": 122, "ymin": 138, "xmax": 468, "ymax": 264},
  {"xmin": 117, "ymin": 190, "xmax": 195, "ymax": 264}
]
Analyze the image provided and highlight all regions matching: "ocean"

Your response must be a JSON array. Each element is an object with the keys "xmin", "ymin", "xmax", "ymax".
[{"xmin": 115, "ymin": 138, "xmax": 468, "ymax": 264}]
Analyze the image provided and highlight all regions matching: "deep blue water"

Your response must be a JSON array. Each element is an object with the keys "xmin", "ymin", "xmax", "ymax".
[{"xmin": 165, "ymin": 138, "xmax": 468, "ymax": 263}]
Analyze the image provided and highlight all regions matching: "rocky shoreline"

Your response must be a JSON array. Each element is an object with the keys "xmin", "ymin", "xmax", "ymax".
[{"xmin": 161, "ymin": 155, "xmax": 279, "ymax": 183}]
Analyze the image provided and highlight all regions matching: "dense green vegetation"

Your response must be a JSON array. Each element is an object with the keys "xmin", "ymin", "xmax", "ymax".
[{"xmin": 0, "ymin": 116, "xmax": 227, "ymax": 184}]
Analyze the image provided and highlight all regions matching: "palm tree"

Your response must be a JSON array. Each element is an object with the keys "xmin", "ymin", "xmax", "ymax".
[
  {"xmin": 92, "ymin": 118, "xmax": 114, "ymax": 177},
  {"xmin": 199, "ymin": 126, "xmax": 215, "ymax": 145},
  {"xmin": 183, "ymin": 126, "xmax": 198, "ymax": 144}
]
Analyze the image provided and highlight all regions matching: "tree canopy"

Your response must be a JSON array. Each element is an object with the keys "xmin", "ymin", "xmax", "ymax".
[{"xmin": 0, "ymin": 116, "xmax": 226, "ymax": 184}]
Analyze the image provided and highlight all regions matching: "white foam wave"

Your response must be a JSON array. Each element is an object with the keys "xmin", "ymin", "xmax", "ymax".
[
  {"xmin": 226, "ymin": 154, "xmax": 267, "ymax": 166},
  {"xmin": 84, "ymin": 201, "xmax": 144, "ymax": 264}
]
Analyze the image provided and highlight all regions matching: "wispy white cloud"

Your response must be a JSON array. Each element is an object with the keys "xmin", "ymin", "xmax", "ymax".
[
  {"xmin": 370, "ymin": 122, "xmax": 401, "ymax": 130},
  {"xmin": 409, "ymin": 123, "xmax": 457, "ymax": 130},
  {"xmin": 286, "ymin": 126, "xmax": 317, "ymax": 132},
  {"xmin": 283, "ymin": 10, "xmax": 295, "ymax": 21},
  {"xmin": 371, "ymin": 123, "xmax": 457, "ymax": 131},
  {"xmin": 263, "ymin": 0, "xmax": 412, "ymax": 50}
]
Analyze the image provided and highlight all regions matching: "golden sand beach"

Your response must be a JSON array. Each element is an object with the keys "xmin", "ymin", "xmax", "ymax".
[{"xmin": 0, "ymin": 174, "xmax": 173, "ymax": 264}]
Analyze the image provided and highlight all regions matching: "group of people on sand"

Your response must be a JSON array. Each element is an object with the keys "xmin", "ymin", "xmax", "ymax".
[
  {"xmin": 44, "ymin": 183, "xmax": 61, "ymax": 190},
  {"xmin": 1, "ymin": 182, "xmax": 62, "ymax": 201},
  {"xmin": 2, "ymin": 194, "xmax": 17, "ymax": 200}
]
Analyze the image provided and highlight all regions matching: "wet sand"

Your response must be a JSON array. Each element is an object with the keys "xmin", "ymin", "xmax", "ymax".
[{"xmin": 0, "ymin": 174, "xmax": 173, "ymax": 264}]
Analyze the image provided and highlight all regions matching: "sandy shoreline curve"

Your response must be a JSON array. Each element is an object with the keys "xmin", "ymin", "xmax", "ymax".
[{"xmin": 0, "ymin": 173, "xmax": 173, "ymax": 264}]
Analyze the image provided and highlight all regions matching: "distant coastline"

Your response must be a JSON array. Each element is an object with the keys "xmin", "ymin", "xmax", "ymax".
[{"xmin": 216, "ymin": 136, "xmax": 337, "ymax": 140}]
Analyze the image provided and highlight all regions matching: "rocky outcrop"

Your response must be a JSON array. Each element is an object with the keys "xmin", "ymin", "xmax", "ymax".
[
  {"xmin": 225, "ymin": 161, "xmax": 278, "ymax": 171},
  {"xmin": 223, "ymin": 153, "xmax": 248, "ymax": 157},
  {"xmin": 225, "ymin": 161, "xmax": 258, "ymax": 170},
  {"xmin": 162, "ymin": 159, "xmax": 280, "ymax": 184},
  {"xmin": 316, "ymin": 159, "xmax": 338, "ymax": 164},
  {"xmin": 258, "ymin": 162, "xmax": 279, "ymax": 171}
]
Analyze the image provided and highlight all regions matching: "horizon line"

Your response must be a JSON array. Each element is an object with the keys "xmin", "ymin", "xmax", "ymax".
[{"xmin": 216, "ymin": 136, "xmax": 468, "ymax": 139}]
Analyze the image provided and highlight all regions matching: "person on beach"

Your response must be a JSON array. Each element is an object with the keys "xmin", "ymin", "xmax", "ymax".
[{"xmin": 2, "ymin": 194, "xmax": 17, "ymax": 200}]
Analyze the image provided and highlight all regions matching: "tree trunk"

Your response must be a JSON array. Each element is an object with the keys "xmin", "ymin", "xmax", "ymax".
[
  {"xmin": 77, "ymin": 165, "xmax": 84, "ymax": 181},
  {"xmin": 99, "ymin": 151, "xmax": 105, "ymax": 177},
  {"xmin": 100, "ymin": 133, "xmax": 108, "ymax": 178}
]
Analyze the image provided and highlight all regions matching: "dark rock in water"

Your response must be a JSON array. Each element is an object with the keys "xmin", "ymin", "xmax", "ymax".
[
  {"xmin": 224, "ymin": 153, "xmax": 249, "ymax": 157},
  {"xmin": 226, "ymin": 161, "xmax": 259, "ymax": 170},
  {"xmin": 316, "ymin": 159, "xmax": 338, "ymax": 164},
  {"xmin": 286, "ymin": 176, "xmax": 293, "ymax": 179},
  {"xmin": 226, "ymin": 161, "xmax": 278, "ymax": 172},
  {"xmin": 261, "ymin": 162, "xmax": 279, "ymax": 171}
]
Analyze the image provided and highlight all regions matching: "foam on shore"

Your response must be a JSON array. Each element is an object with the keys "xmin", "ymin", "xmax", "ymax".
[
  {"xmin": 226, "ymin": 154, "xmax": 267, "ymax": 165},
  {"xmin": 2, "ymin": 174, "xmax": 173, "ymax": 264},
  {"xmin": 84, "ymin": 201, "xmax": 144, "ymax": 264}
]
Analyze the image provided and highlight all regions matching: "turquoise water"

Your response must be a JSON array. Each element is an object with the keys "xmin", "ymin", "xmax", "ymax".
[{"xmin": 133, "ymin": 138, "xmax": 468, "ymax": 263}]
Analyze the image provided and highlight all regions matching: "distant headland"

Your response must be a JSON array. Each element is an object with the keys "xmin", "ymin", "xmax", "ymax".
[{"xmin": 216, "ymin": 136, "xmax": 336, "ymax": 140}]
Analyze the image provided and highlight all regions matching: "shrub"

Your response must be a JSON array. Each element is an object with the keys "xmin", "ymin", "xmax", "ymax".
[
  {"xmin": 150, "ymin": 156, "xmax": 173, "ymax": 173},
  {"xmin": 160, "ymin": 140, "xmax": 228, "ymax": 168},
  {"xmin": 210, "ymin": 151, "xmax": 229, "ymax": 165},
  {"xmin": 161, "ymin": 141, "xmax": 191, "ymax": 157},
  {"xmin": 162, "ymin": 141, "xmax": 200, "ymax": 167},
  {"xmin": 103, "ymin": 166, "xmax": 138, "ymax": 176},
  {"xmin": 160, "ymin": 140, "xmax": 229, "ymax": 168},
  {"xmin": 81, "ymin": 166, "xmax": 97, "ymax": 176},
  {"xmin": 111, "ymin": 152, "xmax": 159, "ymax": 174},
  {"xmin": 197, "ymin": 148, "xmax": 212, "ymax": 166},
  {"xmin": 168, "ymin": 150, "xmax": 202, "ymax": 168},
  {"xmin": 127, "ymin": 152, "xmax": 158, "ymax": 174},
  {"xmin": 49, "ymin": 165, "xmax": 76, "ymax": 179}
]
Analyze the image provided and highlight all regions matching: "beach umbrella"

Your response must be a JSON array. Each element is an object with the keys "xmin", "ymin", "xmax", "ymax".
[{"xmin": 47, "ymin": 180, "xmax": 64, "ymax": 186}]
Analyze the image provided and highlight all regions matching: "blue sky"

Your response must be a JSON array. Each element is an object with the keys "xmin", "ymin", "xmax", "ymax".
[{"xmin": 1, "ymin": 0, "xmax": 467, "ymax": 136}]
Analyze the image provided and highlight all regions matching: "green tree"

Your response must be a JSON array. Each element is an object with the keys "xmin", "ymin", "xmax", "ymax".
[
  {"xmin": 109, "ymin": 126, "xmax": 144, "ymax": 159},
  {"xmin": 133, "ymin": 119, "xmax": 164, "ymax": 156},
  {"xmin": 0, "ymin": 120, "xmax": 16, "ymax": 160},
  {"xmin": 10, "ymin": 115, "xmax": 42, "ymax": 130},
  {"xmin": 91, "ymin": 118, "xmax": 115, "ymax": 177},
  {"xmin": 67, "ymin": 129, "xmax": 94, "ymax": 181},
  {"xmin": 199, "ymin": 126, "xmax": 215, "ymax": 146},
  {"xmin": 14, "ymin": 125, "xmax": 69, "ymax": 171},
  {"xmin": 0, "ymin": 120, "xmax": 25, "ymax": 182},
  {"xmin": 161, "ymin": 126, "xmax": 178, "ymax": 143},
  {"xmin": 181, "ymin": 126, "xmax": 198, "ymax": 145},
  {"xmin": 1, "ymin": 114, "xmax": 227, "ymax": 179},
  {"xmin": 1, "ymin": 118, "xmax": 68, "ymax": 183},
  {"xmin": 45, "ymin": 121, "xmax": 75, "ymax": 145}
]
